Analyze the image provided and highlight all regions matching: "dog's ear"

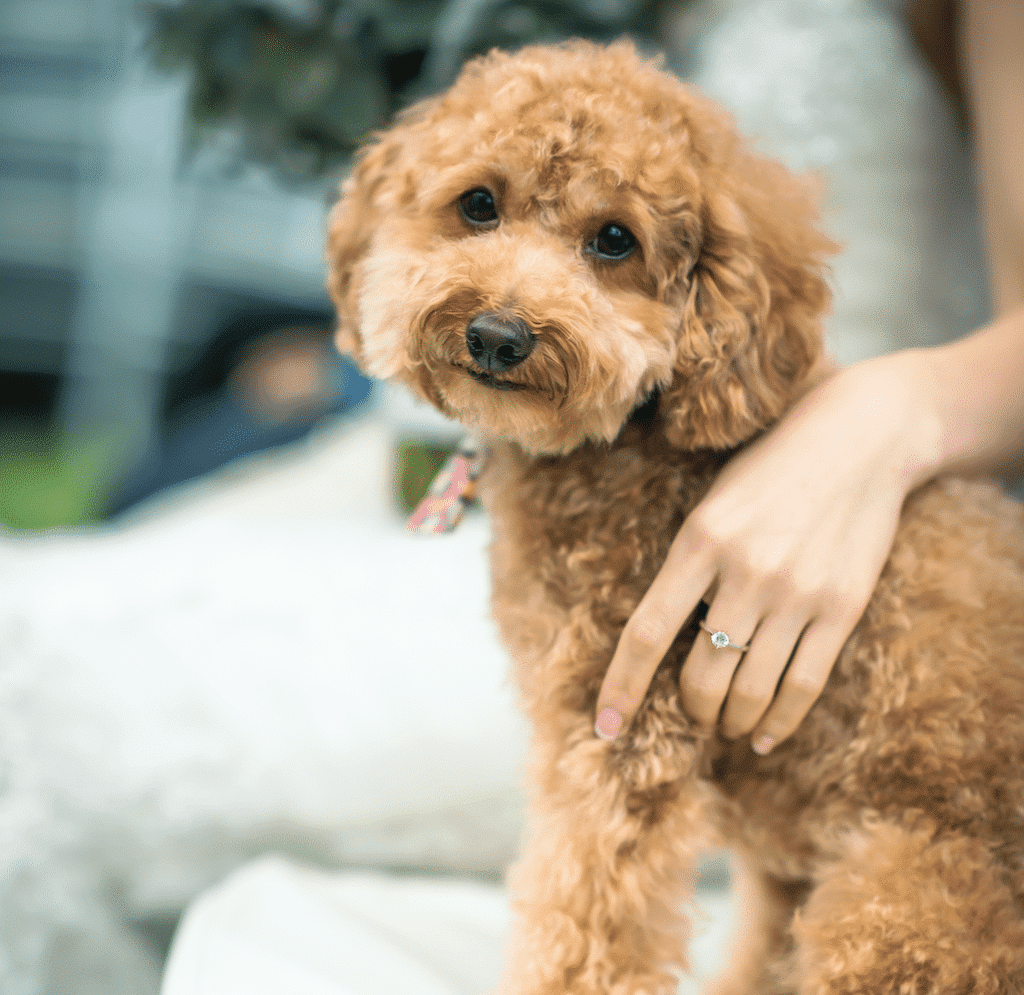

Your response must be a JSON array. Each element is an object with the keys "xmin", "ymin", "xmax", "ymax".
[
  {"xmin": 326, "ymin": 101, "xmax": 436, "ymax": 364},
  {"xmin": 326, "ymin": 138, "xmax": 401, "ymax": 364},
  {"xmin": 659, "ymin": 149, "xmax": 837, "ymax": 451}
]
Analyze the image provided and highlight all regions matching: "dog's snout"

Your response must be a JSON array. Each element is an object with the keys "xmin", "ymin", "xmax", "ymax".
[{"xmin": 465, "ymin": 313, "xmax": 535, "ymax": 372}]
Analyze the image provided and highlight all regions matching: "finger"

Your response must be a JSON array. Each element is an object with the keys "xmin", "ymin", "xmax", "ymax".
[
  {"xmin": 678, "ymin": 591, "xmax": 762, "ymax": 730},
  {"xmin": 719, "ymin": 615, "xmax": 809, "ymax": 740},
  {"xmin": 594, "ymin": 545, "xmax": 716, "ymax": 741},
  {"xmin": 748, "ymin": 620, "xmax": 848, "ymax": 755}
]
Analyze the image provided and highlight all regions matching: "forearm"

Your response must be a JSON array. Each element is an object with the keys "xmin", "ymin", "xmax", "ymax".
[
  {"xmin": 803, "ymin": 316, "xmax": 1023, "ymax": 511},
  {"xmin": 906, "ymin": 2, "xmax": 1024, "ymax": 484},
  {"xmin": 913, "ymin": 312, "xmax": 1024, "ymax": 482},
  {"xmin": 964, "ymin": 0, "xmax": 1024, "ymax": 318}
]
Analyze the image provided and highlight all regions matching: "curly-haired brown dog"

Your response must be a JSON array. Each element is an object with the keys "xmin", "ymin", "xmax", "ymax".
[{"xmin": 327, "ymin": 40, "xmax": 1024, "ymax": 995}]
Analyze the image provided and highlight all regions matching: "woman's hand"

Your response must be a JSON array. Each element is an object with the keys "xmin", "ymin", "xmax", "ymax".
[{"xmin": 594, "ymin": 352, "xmax": 941, "ymax": 752}]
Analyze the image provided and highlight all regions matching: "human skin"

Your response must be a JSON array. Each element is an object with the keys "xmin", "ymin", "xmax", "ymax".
[{"xmin": 594, "ymin": 0, "xmax": 1024, "ymax": 752}]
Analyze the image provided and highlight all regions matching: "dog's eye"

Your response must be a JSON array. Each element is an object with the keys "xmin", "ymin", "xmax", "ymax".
[
  {"xmin": 591, "ymin": 223, "xmax": 637, "ymax": 260},
  {"xmin": 458, "ymin": 189, "xmax": 498, "ymax": 225}
]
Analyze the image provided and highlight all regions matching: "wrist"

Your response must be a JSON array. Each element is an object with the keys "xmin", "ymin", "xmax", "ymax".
[
  {"xmin": 890, "ymin": 348, "xmax": 947, "ymax": 490},
  {"xmin": 834, "ymin": 351, "xmax": 945, "ymax": 495},
  {"xmin": 915, "ymin": 311, "xmax": 1024, "ymax": 481}
]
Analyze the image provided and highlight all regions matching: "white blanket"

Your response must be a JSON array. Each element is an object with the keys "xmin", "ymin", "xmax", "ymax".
[
  {"xmin": 0, "ymin": 414, "xmax": 528, "ymax": 993},
  {"xmin": 161, "ymin": 859, "xmax": 734, "ymax": 995}
]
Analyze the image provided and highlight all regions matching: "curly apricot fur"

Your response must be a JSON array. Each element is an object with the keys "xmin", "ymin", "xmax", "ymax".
[{"xmin": 329, "ymin": 40, "xmax": 1024, "ymax": 995}]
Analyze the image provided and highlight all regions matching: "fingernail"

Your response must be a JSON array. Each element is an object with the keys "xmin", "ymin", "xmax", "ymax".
[
  {"xmin": 595, "ymin": 708, "xmax": 623, "ymax": 741},
  {"xmin": 752, "ymin": 735, "xmax": 775, "ymax": 756}
]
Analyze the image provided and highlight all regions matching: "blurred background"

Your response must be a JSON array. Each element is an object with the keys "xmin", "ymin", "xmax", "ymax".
[
  {"xmin": 0, "ymin": 0, "xmax": 987, "ymax": 530},
  {"xmin": 0, "ymin": 0, "xmax": 681, "ymax": 530}
]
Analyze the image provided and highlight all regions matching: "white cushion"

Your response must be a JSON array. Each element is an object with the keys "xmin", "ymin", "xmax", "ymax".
[{"xmin": 160, "ymin": 857, "xmax": 735, "ymax": 995}]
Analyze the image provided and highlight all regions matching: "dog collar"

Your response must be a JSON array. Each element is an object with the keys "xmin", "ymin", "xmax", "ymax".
[{"xmin": 407, "ymin": 435, "xmax": 486, "ymax": 534}]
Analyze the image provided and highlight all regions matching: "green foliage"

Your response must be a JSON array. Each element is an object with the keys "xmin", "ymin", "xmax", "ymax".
[
  {"xmin": 0, "ymin": 425, "xmax": 114, "ymax": 531},
  {"xmin": 142, "ymin": 0, "xmax": 666, "ymax": 185},
  {"xmin": 394, "ymin": 437, "xmax": 457, "ymax": 514},
  {"xmin": 143, "ymin": 0, "xmax": 442, "ymax": 183}
]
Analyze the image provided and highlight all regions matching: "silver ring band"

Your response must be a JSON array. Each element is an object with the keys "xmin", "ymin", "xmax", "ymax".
[{"xmin": 699, "ymin": 620, "xmax": 750, "ymax": 652}]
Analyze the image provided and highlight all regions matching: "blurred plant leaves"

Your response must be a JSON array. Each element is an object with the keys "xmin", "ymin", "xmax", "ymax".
[
  {"xmin": 144, "ymin": 0, "xmax": 411, "ymax": 183},
  {"xmin": 143, "ymin": 0, "xmax": 666, "ymax": 185}
]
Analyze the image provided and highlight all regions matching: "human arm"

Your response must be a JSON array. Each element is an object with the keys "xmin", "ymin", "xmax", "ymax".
[{"xmin": 593, "ymin": 0, "xmax": 1024, "ymax": 750}]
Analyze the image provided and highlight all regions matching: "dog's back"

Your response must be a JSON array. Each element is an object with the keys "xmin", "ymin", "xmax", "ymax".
[
  {"xmin": 708, "ymin": 476, "xmax": 1024, "ymax": 876},
  {"xmin": 486, "ymin": 427, "xmax": 1024, "ymax": 990}
]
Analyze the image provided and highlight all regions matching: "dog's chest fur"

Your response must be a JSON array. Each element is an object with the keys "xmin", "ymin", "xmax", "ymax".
[{"xmin": 482, "ymin": 422, "xmax": 720, "ymax": 687}]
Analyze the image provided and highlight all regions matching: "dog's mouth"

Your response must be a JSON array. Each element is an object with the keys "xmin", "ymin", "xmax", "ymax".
[{"xmin": 454, "ymin": 363, "xmax": 532, "ymax": 392}]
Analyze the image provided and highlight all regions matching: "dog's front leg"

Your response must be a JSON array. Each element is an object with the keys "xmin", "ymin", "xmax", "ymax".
[{"xmin": 499, "ymin": 717, "xmax": 704, "ymax": 995}]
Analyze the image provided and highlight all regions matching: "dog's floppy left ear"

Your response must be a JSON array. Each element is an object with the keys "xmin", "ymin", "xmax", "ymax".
[
  {"xmin": 660, "ymin": 150, "xmax": 838, "ymax": 451},
  {"xmin": 326, "ymin": 99, "xmax": 437, "ymax": 364}
]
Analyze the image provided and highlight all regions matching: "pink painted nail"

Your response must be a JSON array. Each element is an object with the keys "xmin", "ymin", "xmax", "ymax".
[
  {"xmin": 595, "ymin": 708, "xmax": 623, "ymax": 741},
  {"xmin": 752, "ymin": 735, "xmax": 775, "ymax": 756}
]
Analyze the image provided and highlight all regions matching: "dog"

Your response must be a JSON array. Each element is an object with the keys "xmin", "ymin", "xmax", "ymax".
[{"xmin": 327, "ymin": 39, "xmax": 1024, "ymax": 995}]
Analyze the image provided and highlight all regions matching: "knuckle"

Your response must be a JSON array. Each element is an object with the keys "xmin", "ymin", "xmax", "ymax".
[
  {"xmin": 722, "ymin": 712, "xmax": 758, "ymax": 739},
  {"xmin": 742, "ymin": 547, "xmax": 787, "ymax": 584},
  {"xmin": 680, "ymin": 670, "xmax": 727, "ymax": 719},
  {"xmin": 685, "ymin": 507, "xmax": 728, "ymax": 551},
  {"xmin": 681, "ymin": 676, "xmax": 713, "ymax": 706},
  {"xmin": 784, "ymin": 667, "xmax": 826, "ymax": 701},
  {"xmin": 774, "ymin": 567, "xmax": 823, "ymax": 606},
  {"xmin": 684, "ymin": 505, "xmax": 713, "ymax": 540},
  {"xmin": 729, "ymin": 678, "xmax": 771, "ymax": 710},
  {"xmin": 816, "ymin": 577, "xmax": 854, "ymax": 611},
  {"xmin": 624, "ymin": 608, "xmax": 672, "ymax": 656},
  {"xmin": 683, "ymin": 697, "xmax": 720, "ymax": 727},
  {"xmin": 829, "ymin": 583, "xmax": 872, "ymax": 623},
  {"xmin": 726, "ymin": 547, "xmax": 799, "ymax": 597}
]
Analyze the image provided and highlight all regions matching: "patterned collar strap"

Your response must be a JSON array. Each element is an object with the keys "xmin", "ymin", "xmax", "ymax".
[{"xmin": 407, "ymin": 436, "xmax": 487, "ymax": 535}]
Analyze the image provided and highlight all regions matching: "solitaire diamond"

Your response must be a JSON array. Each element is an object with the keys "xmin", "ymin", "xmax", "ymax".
[{"xmin": 710, "ymin": 630, "xmax": 730, "ymax": 649}]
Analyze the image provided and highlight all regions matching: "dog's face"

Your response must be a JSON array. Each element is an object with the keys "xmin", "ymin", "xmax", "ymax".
[{"xmin": 328, "ymin": 41, "xmax": 835, "ymax": 454}]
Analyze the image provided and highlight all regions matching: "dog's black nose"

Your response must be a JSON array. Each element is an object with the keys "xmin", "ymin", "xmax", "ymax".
[{"xmin": 465, "ymin": 313, "xmax": 535, "ymax": 372}]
